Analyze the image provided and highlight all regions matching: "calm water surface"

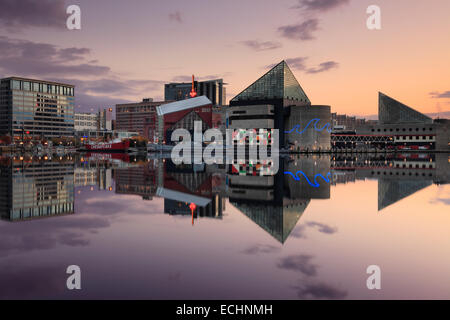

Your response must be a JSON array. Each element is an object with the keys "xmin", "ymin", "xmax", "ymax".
[{"xmin": 0, "ymin": 153, "xmax": 449, "ymax": 299}]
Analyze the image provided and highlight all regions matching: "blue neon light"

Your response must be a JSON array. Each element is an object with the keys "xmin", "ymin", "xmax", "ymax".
[
  {"xmin": 284, "ymin": 118, "xmax": 332, "ymax": 134},
  {"xmin": 284, "ymin": 171, "xmax": 332, "ymax": 187}
]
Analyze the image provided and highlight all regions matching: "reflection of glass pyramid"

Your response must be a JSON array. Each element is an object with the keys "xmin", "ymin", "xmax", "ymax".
[
  {"xmin": 379, "ymin": 92, "xmax": 432, "ymax": 124},
  {"xmin": 231, "ymin": 60, "xmax": 311, "ymax": 103},
  {"xmin": 230, "ymin": 200, "xmax": 310, "ymax": 243},
  {"xmin": 378, "ymin": 178, "xmax": 432, "ymax": 211}
]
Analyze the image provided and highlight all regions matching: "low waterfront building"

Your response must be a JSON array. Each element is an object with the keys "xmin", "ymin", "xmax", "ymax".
[
  {"xmin": 355, "ymin": 93, "xmax": 449, "ymax": 151},
  {"xmin": 331, "ymin": 113, "xmax": 366, "ymax": 131},
  {"xmin": 74, "ymin": 112, "xmax": 98, "ymax": 131},
  {"xmin": 116, "ymin": 98, "xmax": 167, "ymax": 141},
  {"xmin": 74, "ymin": 108, "xmax": 114, "ymax": 140}
]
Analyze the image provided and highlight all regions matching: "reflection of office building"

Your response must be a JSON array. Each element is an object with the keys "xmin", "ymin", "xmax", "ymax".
[
  {"xmin": 0, "ymin": 77, "xmax": 75, "ymax": 140},
  {"xmin": 115, "ymin": 161, "xmax": 158, "ymax": 200},
  {"xmin": 0, "ymin": 158, "xmax": 74, "ymax": 221},
  {"xmin": 165, "ymin": 79, "xmax": 226, "ymax": 106},
  {"xmin": 229, "ymin": 61, "xmax": 331, "ymax": 151}
]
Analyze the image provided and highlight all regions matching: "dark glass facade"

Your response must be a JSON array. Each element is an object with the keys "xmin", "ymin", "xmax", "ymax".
[
  {"xmin": 0, "ymin": 77, "xmax": 75, "ymax": 140},
  {"xmin": 165, "ymin": 79, "xmax": 226, "ymax": 106},
  {"xmin": 379, "ymin": 92, "xmax": 433, "ymax": 124},
  {"xmin": 231, "ymin": 61, "xmax": 310, "ymax": 103}
]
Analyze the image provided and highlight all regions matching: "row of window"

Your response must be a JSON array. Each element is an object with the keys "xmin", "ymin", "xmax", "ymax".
[
  {"xmin": 75, "ymin": 115, "xmax": 97, "ymax": 121},
  {"xmin": 396, "ymin": 136, "xmax": 434, "ymax": 140},
  {"xmin": 371, "ymin": 127, "xmax": 434, "ymax": 132},
  {"xmin": 11, "ymin": 80, "xmax": 74, "ymax": 96},
  {"xmin": 75, "ymin": 122, "xmax": 97, "ymax": 127},
  {"xmin": 372, "ymin": 171, "xmax": 433, "ymax": 176}
]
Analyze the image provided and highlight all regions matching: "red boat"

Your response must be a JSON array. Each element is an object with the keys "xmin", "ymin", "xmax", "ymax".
[{"xmin": 84, "ymin": 139, "xmax": 133, "ymax": 152}]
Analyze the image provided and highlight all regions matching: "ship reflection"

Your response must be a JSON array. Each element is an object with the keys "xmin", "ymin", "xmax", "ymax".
[{"xmin": 0, "ymin": 152, "xmax": 448, "ymax": 243}]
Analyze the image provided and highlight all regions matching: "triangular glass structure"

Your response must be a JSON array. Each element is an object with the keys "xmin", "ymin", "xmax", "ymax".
[
  {"xmin": 231, "ymin": 61, "xmax": 311, "ymax": 104},
  {"xmin": 378, "ymin": 179, "xmax": 432, "ymax": 211},
  {"xmin": 379, "ymin": 92, "xmax": 432, "ymax": 124},
  {"xmin": 230, "ymin": 201, "xmax": 308, "ymax": 243}
]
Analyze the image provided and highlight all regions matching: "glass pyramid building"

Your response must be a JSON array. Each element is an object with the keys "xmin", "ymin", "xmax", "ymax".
[
  {"xmin": 230, "ymin": 60, "xmax": 311, "ymax": 104},
  {"xmin": 379, "ymin": 92, "xmax": 432, "ymax": 124}
]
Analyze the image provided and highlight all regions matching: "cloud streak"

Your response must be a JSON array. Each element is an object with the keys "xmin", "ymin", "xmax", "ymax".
[
  {"xmin": 292, "ymin": 281, "xmax": 348, "ymax": 299},
  {"xmin": 0, "ymin": 0, "xmax": 66, "ymax": 31},
  {"xmin": 266, "ymin": 57, "xmax": 339, "ymax": 74},
  {"xmin": 429, "ymin": 91, "xmax": 450, "ymax": 99},
  {"xmin": 277, "ymin": 254, "xmax": 318, "ymax": 276},
  {"xmin": 0, "ymin": 36, "xmax": 167, "ymax": 111},
  {"xmin": 292, "ymin": 0, "xmax": 350, "ymax": 12},
  {"xmin": 305, "ymin": 61, "xmax": 339, "ymax": 73},
  {"xmin": 278, "ymin": 19, "xmax": 320, "ymax": 41},
  {"xmin": 279, "ymin": 0, "xmax": 350, "ymax": 42},
  {"xmin": 242, "ymin": 244, "xmax": 281, "ymax": 255},
  {"xmin": 0, "ymin": 36, "xmax": 109, "ymax": 77},
  {"xmin": 240, "ymin": 40, "xmax": 282, "ymax": 51}
]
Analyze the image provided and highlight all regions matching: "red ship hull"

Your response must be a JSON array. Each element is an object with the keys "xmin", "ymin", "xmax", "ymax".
[{"xmin": 84, "ymin": 140, "xmax": 130, "ymax": 152}]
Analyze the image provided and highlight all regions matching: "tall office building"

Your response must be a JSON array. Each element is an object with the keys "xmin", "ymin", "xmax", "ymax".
[
  {"xmin": 0, "ymin": 77, "xmax": 75, "ymax": 140},
  {"xmin": 165, "ymin": 79, "xmax": 226, "ymax": 106}
]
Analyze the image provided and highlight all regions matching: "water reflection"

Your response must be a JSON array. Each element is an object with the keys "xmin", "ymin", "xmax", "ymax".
[
  {"xmin": 1, "ymin": 153, "xmax": 448, "ymax": 235},
  {"xmin": 0, "ymin": 152, "xmax": 448, "ymax": 299}
]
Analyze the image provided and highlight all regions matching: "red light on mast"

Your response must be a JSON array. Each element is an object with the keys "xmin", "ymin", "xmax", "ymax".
[
  {"xmin": 189, "ymin": 202, "xmax": 197, "ymax": 226},
  {"xmin": 189, "ymin": 74, "xmax": 197, "ymax": 98}
]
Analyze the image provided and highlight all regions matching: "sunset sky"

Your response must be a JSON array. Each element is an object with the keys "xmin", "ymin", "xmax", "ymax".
[{"xmin": 0, "ymin": 0, "xmax": 449, "ymax": 117}]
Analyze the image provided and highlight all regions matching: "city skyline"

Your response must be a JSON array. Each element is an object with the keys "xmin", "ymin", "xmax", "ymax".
[{"xmin": 0, "ymin": 0, "xmax": 449, "ymax": 117}]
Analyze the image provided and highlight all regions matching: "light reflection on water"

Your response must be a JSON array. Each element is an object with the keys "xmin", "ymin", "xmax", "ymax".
[{"xmin": 0, "ymin": 153, "xmax": 448, "ymax": 299}]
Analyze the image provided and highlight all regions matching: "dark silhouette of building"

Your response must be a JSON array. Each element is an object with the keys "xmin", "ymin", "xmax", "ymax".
[{"xmin": 165, "ymin": 79, "xmax": 226, "ymax": 106}]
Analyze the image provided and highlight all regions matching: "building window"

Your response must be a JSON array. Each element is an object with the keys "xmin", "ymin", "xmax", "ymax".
[{"xmin": 12, "ymin": 80, "xmax": 21, "ymax": 90}]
